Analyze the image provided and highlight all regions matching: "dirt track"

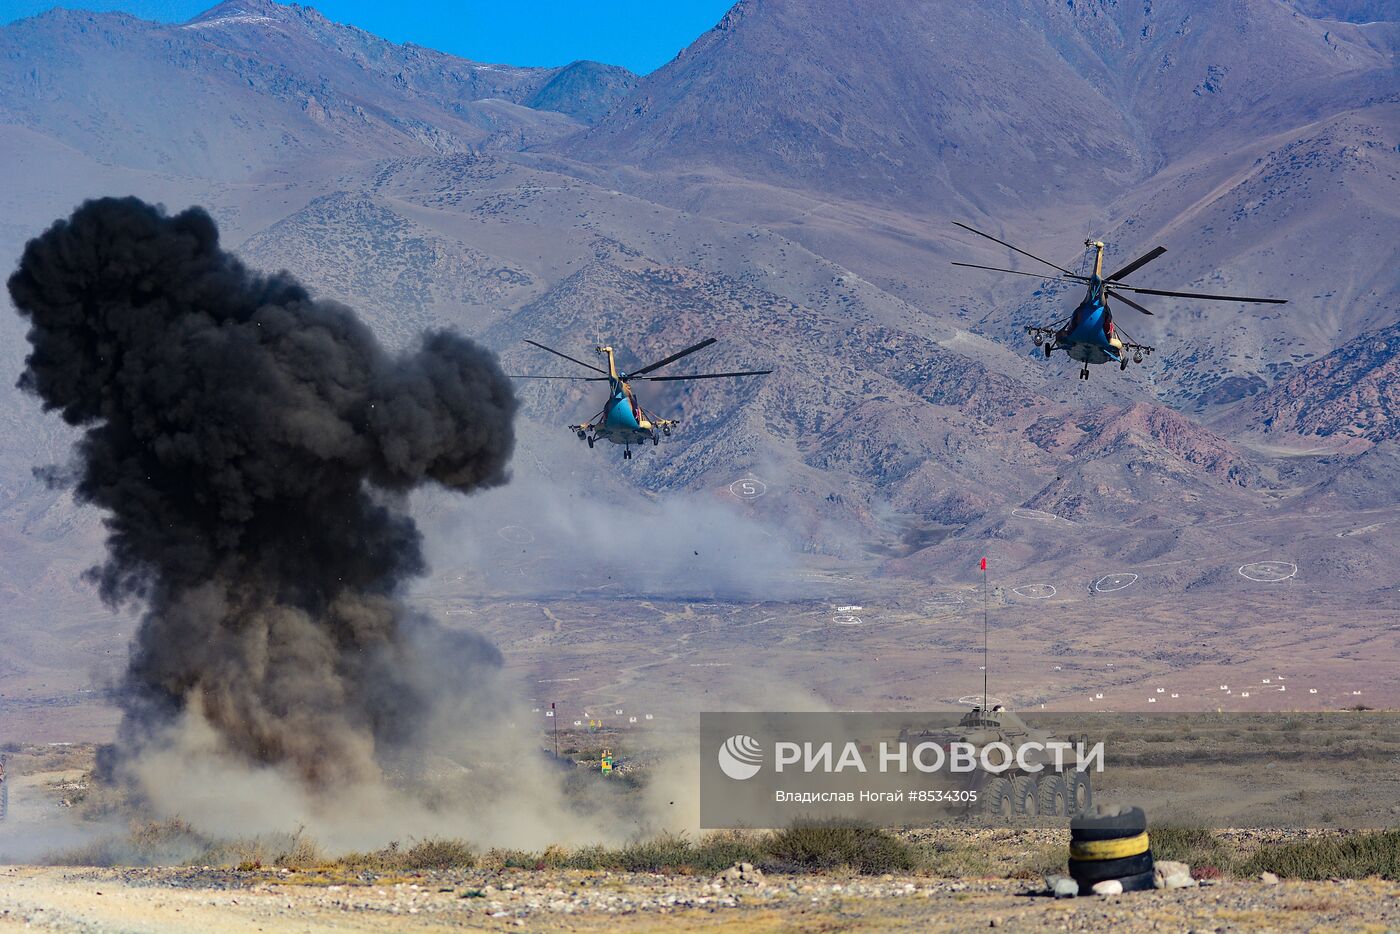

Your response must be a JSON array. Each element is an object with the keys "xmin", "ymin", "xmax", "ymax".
[{"xmin": 2, "ymin": 865, "xmax": 1397, "ymax": 932}]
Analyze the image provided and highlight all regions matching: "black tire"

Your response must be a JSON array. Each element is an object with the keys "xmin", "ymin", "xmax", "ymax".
[
  {"xmin": 1066, "ymin": 770, "xmax": 1093, "ymax": 816},
  {"xmin": 1044, "ymin": 344, "xmax": 1052, "ymax": 358},
  {"xmin": 1120, "ymin": 359, "xmax": 1128, "ymax": 371},
  {"xmin": 1068, "ymin": 850, "xmax": 1154, "ymax": 886},
  {"xmin": 1038, "ymin": 773, "xmax": 1068, "ymax": 817},
  {"xmin": 1070, "ymin": 805, "xmax": 1146, "ymax": 842},
  {"xmin": 1013, "ymin": 776, "xmax": 1040, "ymax": 817},
  {"xmin": 587, "ymin": 437, "xmax": 594, "ymax": 448},
  {"xmin": 1118, "ymin": 868, "xmax": 1158, "ymax": 892},
  {"xmin": 1077, "ymin": 867, "xmax": 1157, "ymax": 895},
  {"xmin": 983, "ymin": 777, "xmax": 1014, "ymax": 819}
]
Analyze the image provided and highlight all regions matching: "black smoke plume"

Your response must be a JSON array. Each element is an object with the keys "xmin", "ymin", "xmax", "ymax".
[{"xmin": 9, "ymin": 197, "xmax": 518, "ymax": 785}]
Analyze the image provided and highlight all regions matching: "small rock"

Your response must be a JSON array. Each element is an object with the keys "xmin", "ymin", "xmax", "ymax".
[
  {"xmin": 1091, "ymin": 879, "xmax": 1123, "ymax": 896},
  {"xmin": 1260, "ymin": 872, "xmax": 1280, "ymax": 885},
  {"xmin": 1155, "ymin": 861, "xmax": 1196, "ymax": 889},
  {"xmin": 990, "ymin": 917, "xmax": 1004, "ymax": 927},
  {"xmin": 1053, "ymin": 877, "xmax": 1079, "ymax": 899}
]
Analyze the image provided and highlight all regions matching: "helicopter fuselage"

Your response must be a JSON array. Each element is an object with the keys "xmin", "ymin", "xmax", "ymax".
[
  {"xmin": 955, "ymin": 221, "xmax": 1282, "ymax": 382},
  {"xmin": 592, "ymin": 380, "xmax": 667, "ymax": 445},
  {"xmin": 1059, "ymin": 279, "xmax": 1123, "ymax": 365},
  {"xmin": 569, "ymin": 349, "xmax": 675, "ymax": 452},
  {"xmin": 522, "ymin": 338, "xmax": 767, "ymax": 459},
  {"xmin": 1023, "ymin": 241, "xmax": 1153, "ymax": 379}
]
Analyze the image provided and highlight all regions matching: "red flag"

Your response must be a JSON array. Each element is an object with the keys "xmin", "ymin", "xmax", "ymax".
[{"xmin": 980, "ymin": 557, "xmax": 987, "ymax": 571}]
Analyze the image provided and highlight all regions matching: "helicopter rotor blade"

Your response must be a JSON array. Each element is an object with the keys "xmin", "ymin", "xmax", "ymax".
[
  {"xmin": 951, "ymin": 261, "xmax": 1089, "ymax": 284},
  {"xmin": 1105, "ymin": 246, "xmax": 1167, "ymax": 283},
  {"xmin": 952, "ymin": 221, "xmax": 1077, "ymax": 275},
  {"xmin": 508, "ymin": 375, "xmax": 609, "ymax": 380},
  {"xmin": 1106, "ymin": 289, "xmax": 1155, "ymax": 316},
  {"xmin": 523, "ymin": 339, "xmax": 608, "ymax": 374},
  {"xmin": 638, "ymin": 369, "xmax": 772, "ymax": 381},
  {"xmin": 1110, "ymin": 285, "xmax": 1287, "ymax": 304},
  {"xmin": 626, "ymin": 337, "xmax": 719, "ymax": 378}
]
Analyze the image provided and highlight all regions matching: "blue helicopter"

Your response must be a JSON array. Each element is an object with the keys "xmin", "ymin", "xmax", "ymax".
[
  {"xmin": 512, "ymin": 338, "xmax": 771, "ymax": 459},
  {"xmin": 951, "ymin": 222, "xmax": 1287, "ymax": 379}
]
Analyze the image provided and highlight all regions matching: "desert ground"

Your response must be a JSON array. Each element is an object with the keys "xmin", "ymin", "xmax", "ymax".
[{"xmin": 5, "ymin": 864, "xmax": 1400, "ymax": 933}]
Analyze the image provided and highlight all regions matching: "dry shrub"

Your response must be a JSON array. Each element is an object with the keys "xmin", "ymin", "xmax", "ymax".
[{"xmin": 765, "ymin": 820, "xmax": 915, "ymax": 874}]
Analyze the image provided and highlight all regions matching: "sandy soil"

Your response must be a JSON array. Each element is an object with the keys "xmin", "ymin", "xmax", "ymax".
[{"xmin": 1, "ymin": 865, "xmax": 1398, "ymax": 933}]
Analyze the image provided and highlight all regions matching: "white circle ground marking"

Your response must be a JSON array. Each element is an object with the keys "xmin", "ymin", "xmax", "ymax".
[
  {"xmin": 497, "ymin": 525, "xmax": 535, "ymax": 544},
  {"xmin": 957, "ymin": 695, "xmax": 1006, "ymax": 708},
  {"xmin": 729, "ymin": 478, "xmax": 767, "ymax": 500},
  {"xmin": 1012, "ymin": 508, "xmax": 1059, "ymax": 523},
  {"xmin": 1238, "ymin": 561, "xmax": 1298, "ymax": 583},
  {"xmin": 1094, "ymin": 573, "xmax": 1139, "ymax": 593},
  {"xmin": 1012, "ymin": 584, "xmax": 1057, "ymax": 599},
  {"xmin": 832, "ymin": 615, "xmax": 863, "ymax": 626}
]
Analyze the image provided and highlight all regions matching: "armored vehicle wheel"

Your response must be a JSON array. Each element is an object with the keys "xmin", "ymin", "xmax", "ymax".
[
  {"xmin": 1038, "ymin": 773, "xmax": 1069, "ymax": 816},
  {"xmin": 1067, "ymin": 769, "xmax": 1092, "ymax": 815},
  {"xmin": 1013, "ymin": 775, "xmax": 1040, "ymax": 817},
  {"xmin": 983, "ymin": 777, "xmax": 1014, "ymax": 819}
]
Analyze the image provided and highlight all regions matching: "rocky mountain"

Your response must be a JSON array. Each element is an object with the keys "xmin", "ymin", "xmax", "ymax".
[
  {"xmin": 0, "ymin": 0, "xmax": 635, "ymax": 179},
  {"xmin": 1227, "ymin": 320, "xmax": 1400, "ymax": 444},
  {"xmin": 547, "ymin": 0, "xmax": 1397, "ymax": 417},
  {"xmin": 0, "ymin": 0, "xmax": 1395, "ymax": 716},
  {"xmin": 562, "ymin": 0, "xmax": 1389, "ymax": 207},
  {"xmin": 1288, "ymin": 0, "xmax": 1400, "ymax": 23}
]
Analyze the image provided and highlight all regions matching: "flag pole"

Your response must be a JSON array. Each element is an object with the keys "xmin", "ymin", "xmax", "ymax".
[
  {"xmin": 552, "ymin": 702, "xmax": 558, "ymax": 759},
  {"xmin": 981, "ymin": 556, "xmax": 988, "ymax": 710}
]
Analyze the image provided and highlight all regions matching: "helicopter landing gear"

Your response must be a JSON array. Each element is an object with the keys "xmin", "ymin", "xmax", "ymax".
[
  {"xmin": 587, "ymin": 436, "xmax": 595, "ymax": 448},
  {"xmin": 623, "ymin": 447, "xmax": 632, "ymax": 460},
  {"xmin": 1079, "ymin": 365, "xmax": 1090, "ymax": 380},
  {"xmin": 1120, "ymin": 358, "xmax": 1128, "ymax": 371},
  {"xmin": 576, "ymin": 430, "xmax": 587, "ymax": 440},
  {"xmin": 652, "ymin": 435, "xmax": 660, "ymax": 446}
]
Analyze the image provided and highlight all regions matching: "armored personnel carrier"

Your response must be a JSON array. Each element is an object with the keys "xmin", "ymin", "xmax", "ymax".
[
  {"xmin": 898, "ymin": 704, "xmax": 1094, "ymax": 818},
  {"xmin": 957, "ymin": 704, "xmax": 1093, "ymax": 817}
]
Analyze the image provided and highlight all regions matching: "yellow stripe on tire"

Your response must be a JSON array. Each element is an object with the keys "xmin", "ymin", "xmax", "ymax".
[{"xmin": 1069, "ymin": 832, "xmax": 1149, "ymax": 861}]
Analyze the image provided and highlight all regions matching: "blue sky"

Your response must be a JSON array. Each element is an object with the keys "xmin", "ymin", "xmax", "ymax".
[{"xmin": 0, "ymin": 0, "xmax": 735, "ymax": 73}]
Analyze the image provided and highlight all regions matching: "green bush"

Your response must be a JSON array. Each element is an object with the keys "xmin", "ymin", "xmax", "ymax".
[
  {"xmin": 1239, "ymin": 831, "xmax": 1400, "ymax": 881},
  {"xmin": 765, "ymin": 820, "xmax": 915, "ymax": 874}
]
